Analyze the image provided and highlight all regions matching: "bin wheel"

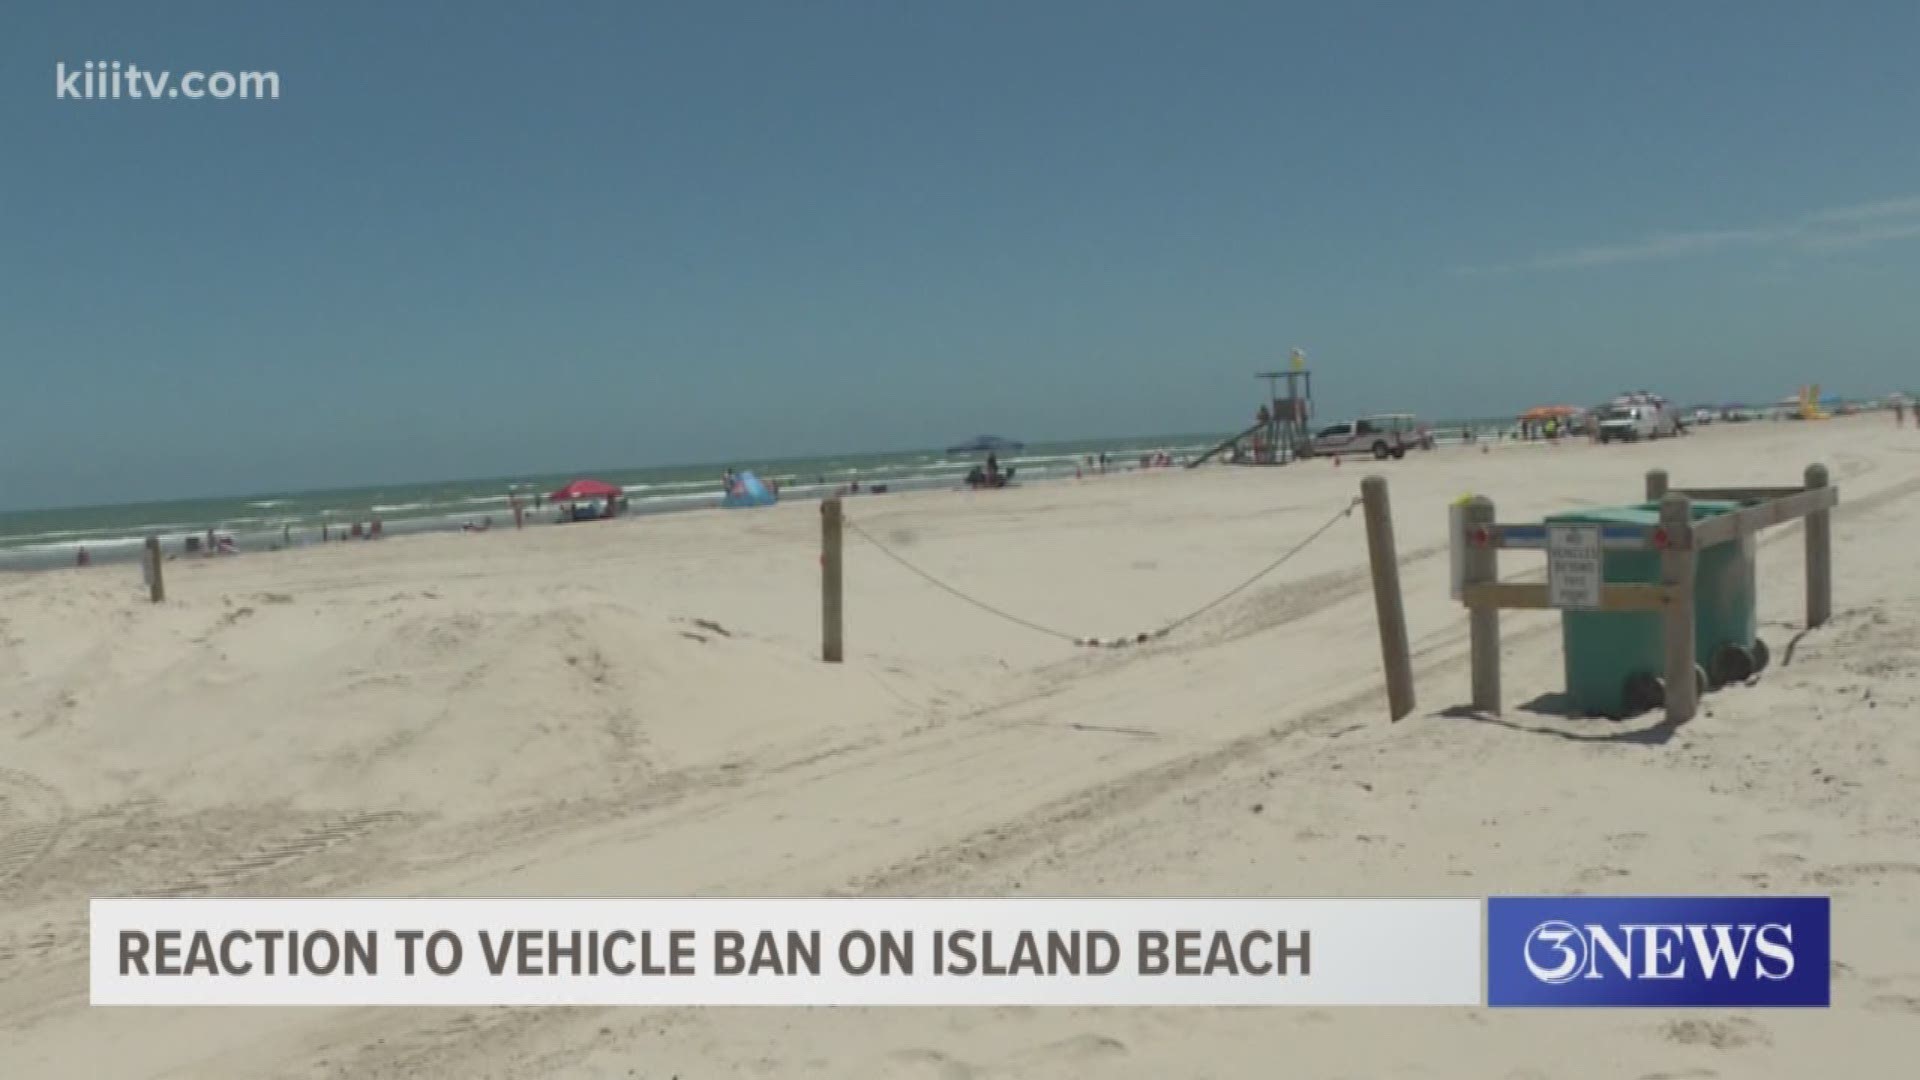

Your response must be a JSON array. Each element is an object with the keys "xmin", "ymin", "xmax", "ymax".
[
  {"xmin": 1622, "ymin": 671, "xmax": 1664, "ymax": 715},
  {"xmin": 1752, "ymin": 637, "xmax": 1771, "ymax": 674},
  {"xmin": 1694, "ymin": 663, "xmax": 1710, "ymax": 699},
  {"xmin": 1708, "ymin": 643, "xmax": 1756, "ymax": 688}
]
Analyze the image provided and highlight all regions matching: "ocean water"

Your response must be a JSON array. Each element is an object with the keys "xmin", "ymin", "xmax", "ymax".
[{"xmin": 0, "ymin": 420, "xmax": 1516, "ymax": 572}]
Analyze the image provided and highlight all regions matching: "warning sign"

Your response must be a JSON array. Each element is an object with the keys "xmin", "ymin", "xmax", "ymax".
[{"xmin": 1546, "ymin": 525, "xmax": 1602, "ymax": 609}]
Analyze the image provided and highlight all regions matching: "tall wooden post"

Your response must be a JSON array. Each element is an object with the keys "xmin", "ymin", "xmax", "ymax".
[
  {"xmin": 1804, "ymin": 463, "xmax": 1831, "ymax": 628},
  {"xmin": 144, "ymin": 536, "xmax": 165, "ymax": 602},
  {"xmin": 1659, "ymin": 493, "xmax": 1698, "ymax": 723},
  {"xmin": 1645, "ymin": 469, "xmax": 1668, "ymax": 501},
  {"xmin": 1463, "ymin": 496, "xmax": 1500, "ymax": 713},
  {"xmin": 821, "ymin": 497, "xmax": 844, "ymax": 663},
  {"xmin": 1361, "ymin": 477, "xmax": 1415, "ymax": 721}
]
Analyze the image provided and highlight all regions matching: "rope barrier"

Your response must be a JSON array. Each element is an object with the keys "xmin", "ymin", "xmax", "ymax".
[{"xmin": 842, "ymin": 495, "xmax": 1362, "ymax": 648}]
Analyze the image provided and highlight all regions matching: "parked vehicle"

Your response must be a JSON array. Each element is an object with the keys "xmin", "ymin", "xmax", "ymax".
[
  {"xmin": 1596, "ymin": 402, "xmax": 1679, "ymax": 443},
  {"xmin": 1367, "ymin": 413, "xmax": 1436, "ymax": 450},
  {"xmin": 1308, "ymin": 414, "xmax": 1432, "ymax": 460}
]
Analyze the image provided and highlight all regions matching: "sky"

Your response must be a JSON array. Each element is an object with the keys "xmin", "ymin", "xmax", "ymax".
[{"xmin": 3, "ymin": 2, "xmax": 1919, "ymax": 509}]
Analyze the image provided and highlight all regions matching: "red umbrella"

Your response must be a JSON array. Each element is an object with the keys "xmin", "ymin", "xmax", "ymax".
[{"xmin": 549, "ymin": 478, "xmax": 621, "ymax": 502}]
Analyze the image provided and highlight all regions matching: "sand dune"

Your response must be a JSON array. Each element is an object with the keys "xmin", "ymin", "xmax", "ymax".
[{"xmin": 3, "ymin": 416, "xmax": 1917, "ymax": 1077}]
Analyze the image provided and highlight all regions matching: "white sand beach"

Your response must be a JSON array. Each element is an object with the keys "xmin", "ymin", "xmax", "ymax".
[{"xmin": 3, "ymin": 415, "xmax": 1917, "ymax": 1078}]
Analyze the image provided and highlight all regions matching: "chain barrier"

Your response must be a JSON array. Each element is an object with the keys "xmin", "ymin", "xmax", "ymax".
[{"xmin": 841, "ymin": 495, "xmax": 1362, "ymax": 648}]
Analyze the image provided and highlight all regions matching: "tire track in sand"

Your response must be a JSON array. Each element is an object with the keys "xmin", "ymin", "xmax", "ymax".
[
  {"xmin": 0, "ymin": 768, "xmax": 69, "ymax": 895},
  {"xmin": 142, "ymin": 810, "xmax": 413, "ymax": 898}
]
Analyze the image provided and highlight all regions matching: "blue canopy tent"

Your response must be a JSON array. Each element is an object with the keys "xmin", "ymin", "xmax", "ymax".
[
  {"xmin": 722, "ymin": 471, "xmax": 778, "ymax": 509},
  {"xmin": 946, "ymin": 435, "xmax": 1024, "ymax": 455}
]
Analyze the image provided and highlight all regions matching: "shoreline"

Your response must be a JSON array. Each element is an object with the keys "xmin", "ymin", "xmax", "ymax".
[
  {"xmin": 0, "ymin": 436, "xmax": 1234, "ymax": 572},
  {"xmin": 1, "ymin": 414, "xmax": 1837, "ymax": 574}
]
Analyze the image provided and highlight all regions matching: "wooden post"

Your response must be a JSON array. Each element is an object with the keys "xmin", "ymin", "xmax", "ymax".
[
  {"xmin": 144, "ymin": 536, "xmax": 165, "ymax": 602},
  {"xmin": 1360, "ymin": 477, "xmax": 1415, "ymax": 721},
  {"xmin": 821, "ymin": 497, "xmax": 844, "ymax": 663},
  {"xmin": 1463, "ymin": 496, "xmax": 1500, "ymax": 713},
  {"xmin": 1646, "ymin": 469, "xmax": 1668, "ymax": 501},
  {"xmin": 1804, "ymin": 463, "xmax": 1831, "ymax": 628},
  {"xmin": 1659, "ymin": 493, "xmax": 1697, "ymax": 723}
]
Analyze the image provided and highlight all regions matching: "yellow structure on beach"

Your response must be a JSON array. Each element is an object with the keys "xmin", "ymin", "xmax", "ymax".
[{"xmin": 1798, "ymin": 385, "xmax": 1830, "ymax": 420}]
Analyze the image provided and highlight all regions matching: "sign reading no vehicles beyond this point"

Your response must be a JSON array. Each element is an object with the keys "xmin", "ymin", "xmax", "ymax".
[{"xmin": 1546, "ymin": 525, "xmax": 1602, "ymax": 609}]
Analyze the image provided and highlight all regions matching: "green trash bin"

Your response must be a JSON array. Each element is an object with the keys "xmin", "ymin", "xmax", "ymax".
[{"xmin": 1546, "ymin": 501, "xmax": 1760, "ymax": 717}]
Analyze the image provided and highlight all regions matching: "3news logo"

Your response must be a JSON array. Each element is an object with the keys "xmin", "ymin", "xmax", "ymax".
[{"xmin": 1487, "ymin": 896, "xmax": 1830, "ymax": 1007}]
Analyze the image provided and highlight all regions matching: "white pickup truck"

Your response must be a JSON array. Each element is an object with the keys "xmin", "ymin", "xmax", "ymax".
[{"xmin": 1307, "ymin": 414, "xmax": 1434, "ymax": 460}]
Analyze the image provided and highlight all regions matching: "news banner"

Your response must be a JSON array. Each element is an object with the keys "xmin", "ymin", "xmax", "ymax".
[{"xmin": 90, "ymin": 896, "xmax": 1830, "ymax": 1008}]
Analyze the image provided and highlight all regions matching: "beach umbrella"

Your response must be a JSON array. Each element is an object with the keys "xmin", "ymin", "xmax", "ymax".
[
  {"xmin": 945, "ymin": 435, "xmax": 1024, "ymax": 455},
  {"xmin": 548, "ymin": 478, "xmax": 621, "ymax": 502},
  {"xmin": 1519, "ymin": 405, "xmax": 1578, "ymax": 421}
]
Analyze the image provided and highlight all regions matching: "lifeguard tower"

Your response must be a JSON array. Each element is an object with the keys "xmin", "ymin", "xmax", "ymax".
[
  {"xmin": 1192, "ymin": 348, "xmax": 1316, "ymax": 467},
  {"xmin": 1257, "ymin": 348, "xmax": 1315, "ymax": 462}
]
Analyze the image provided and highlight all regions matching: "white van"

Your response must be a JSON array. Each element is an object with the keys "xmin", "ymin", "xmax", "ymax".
[{"xmin": 1596, "ymin": 403, "xmax": 1677, "ymax": 443}]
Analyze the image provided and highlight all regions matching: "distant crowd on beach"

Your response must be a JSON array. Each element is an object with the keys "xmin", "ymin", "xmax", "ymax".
[{"xmin": 47, "ymin": 400, "xmax": 1917, "ymax": 572}]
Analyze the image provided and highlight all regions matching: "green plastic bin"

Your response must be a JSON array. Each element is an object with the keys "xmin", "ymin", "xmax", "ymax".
[{"xmin": 1546, "ymin": 501, "xmax": 1758, "ymax": 717}]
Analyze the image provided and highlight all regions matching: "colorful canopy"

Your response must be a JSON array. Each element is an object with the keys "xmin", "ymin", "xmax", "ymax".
[
  {"xmin": 1519, "ymin": 405, "xmax": 1580, "ymax": 421},
  {"xmin": 722, "ymin": 471, "xmax": 779, "ymax": 509},
  {"xmin": 549, "ymin": 478, "xmax": 621, "ymax": 502}
]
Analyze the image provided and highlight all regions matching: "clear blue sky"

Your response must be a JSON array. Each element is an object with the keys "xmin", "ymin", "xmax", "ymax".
[{"xmin": 4, "ymin": 2, "xmax": 1918, "ymax": 508}]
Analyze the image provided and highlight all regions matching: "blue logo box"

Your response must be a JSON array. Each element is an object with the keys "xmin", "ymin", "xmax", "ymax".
[{"xmin": 1487, "ymin": 896, "xmax": 1830, "ymax": 1007}]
